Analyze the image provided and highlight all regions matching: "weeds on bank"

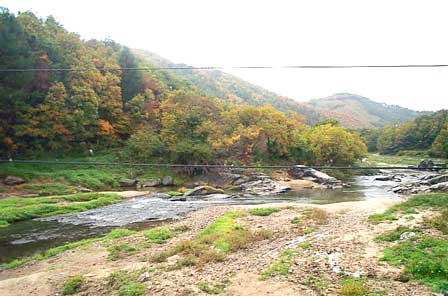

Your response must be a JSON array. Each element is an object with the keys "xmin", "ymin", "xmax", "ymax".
[
  {"xmin": 0, "ymin": 193, "xmax": 122, "ymax": 227},
  {"xmin": 63, "ymin": 275, "xmax": 85, "ymax": 295},
  {"xmin": 149, "ymin": 211, "xmax": 269, "ymax": 268},
  {"xmin": 22, "ymin": 184, "xmax": 76, "ymax": 196},
  {"xmin": 142, "ymin": 227, "xmax": 173, "ymax": 243},
  {"xmin": 374, "ymin": 226, "xmax": 421, "ymax": 242},
  {"xmin": 107, "ymin": 270, "xmax": 146, "ymax": 296},
  {"xmin": 197, "ymin": 281, "xmax": 225, "ymax": 294},
  {"xmin": 260, "ymin": 248, "xmax": 299, "ymax": 280},
  {"xmin": 381, "ymin": 235, "xmax": 448, "ymax": 292},
  {"xmin": 302, "ymin": 208, "xmax": 329, "ymax": 225},
  {"xmin": 368, "ymin": 193, "xmax": 448, "ymax": 224},
  {"xmin": 249, "ymin": 207, "xmax": 280, "ymax": 216},
  {"xmin": 107, "ymin": 243, "xmax": 137, "ymax": 261},
  {"xmin": 373, "ymin": 193, "xmax": 448, "ymax": 292},
  {"xmin": 338, "ymin": 277, "xmax": 368, "ymax": 296}
]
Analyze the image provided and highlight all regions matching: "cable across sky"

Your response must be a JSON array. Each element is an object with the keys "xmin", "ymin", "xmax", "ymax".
[{"xmin": 1, "ymin": 64, "xmax": 448, "ymax": 73}]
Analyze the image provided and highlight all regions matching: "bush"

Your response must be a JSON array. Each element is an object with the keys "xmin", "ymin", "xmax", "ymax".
[
  {"xmin": 248, "ymin": 208, "xmax": 280, "ymax": 216},
  {"xmin": 63, "ymin": 275, "xmax": 85, "ymax": 295}
]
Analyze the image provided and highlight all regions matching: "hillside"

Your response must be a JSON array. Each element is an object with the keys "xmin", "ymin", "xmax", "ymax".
[
  {"xmin": 132, "ymin": 49, "xmax": 322, "ymax": 124},
  {"xmin": 308, "ymin": 93, "xmax": 422, "ymax": 129}
]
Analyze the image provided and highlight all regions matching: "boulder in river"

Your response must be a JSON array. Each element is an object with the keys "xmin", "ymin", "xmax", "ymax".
[
  {"xmin": 118, "ymin": 178, "xmax": 138, "ymax": 187},
  {"xmin": 374, "ymin": 175, "xmax": 400, "ymax": 182},
  {"xmin": 240, "ymin": 178, "xmax": 290, "ymax": 195},
  {"xmin": 161, "ymin": 176, "xmax": 174, "ymax": 186},
  {"xmin": 429, "ymin": 181, "xmax": 448, "ymax": 192},
  {"xmin": 427, "ymin": 174, "xmax": 448, "ymax": 185},
  {"xmin": 169, "ymin": 196, "xmax": 187, "ymax": 201},
  {"xmin": 152, "ymin": 193, "xmax": 171, "ymax": 199},
  {"xmin": 140, "ymin": 178, "xmax": 162, "ymax": 188},
  {"xmin": 184, "ymin": 185, "xmax": 224, "ymax": 196},
  {"xmin": 3, "ymin": 176, "xmax": 25, "ymax": 186}
]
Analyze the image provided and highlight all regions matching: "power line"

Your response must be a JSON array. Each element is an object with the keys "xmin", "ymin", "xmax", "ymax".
[
  {"xmin": 0, "ymin": 159, "xmax": 445, "ymax": 170},
  {"xmin": 1, "ymin": 64, "xmax": 448, "ymax": 73}
]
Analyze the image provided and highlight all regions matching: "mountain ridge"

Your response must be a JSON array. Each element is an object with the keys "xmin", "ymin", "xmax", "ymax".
[{"xmin": 133, "ymin": 50, "xmax": 423, "ymax": 129}]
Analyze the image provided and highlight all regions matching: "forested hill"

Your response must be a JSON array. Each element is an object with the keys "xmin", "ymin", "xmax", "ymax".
[
  {"xmin": 132, "ymin": 49, "xmax": 322, "ymax": 124},
  {"xmin": 0, "ymin": 8, "xmax": 369, "ymax": 167},
  {"xmin": 308, "ymin": 93, "xmax": 423, "ymax": 129}
]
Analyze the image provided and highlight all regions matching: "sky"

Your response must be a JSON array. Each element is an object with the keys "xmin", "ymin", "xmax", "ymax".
[{"xmin": 3, "ymin": 0, "xmax": 448, "ymax": 111}]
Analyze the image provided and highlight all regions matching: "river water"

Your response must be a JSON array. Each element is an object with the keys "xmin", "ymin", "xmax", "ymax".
[{"xmin": 0, "ymin": 174, "xmax": 412, "ymax": 263}]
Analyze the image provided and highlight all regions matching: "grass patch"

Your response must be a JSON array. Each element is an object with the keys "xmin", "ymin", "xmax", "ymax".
[
  {"xmin": 260, "ymin": 248, "xmax": 299, "ymax": 280},
  {"xmin": 248, "ymin": 207, "xmax": 280, "ymax": 216},
  {"xmin": 107, "ymin": 270, "xmax": 145, "ymax": 296},
  {"xmin": 143, "ymin": 227, "xmax": 173, "ymax": 244},
  {"xmin": 105, "ymin": 228, "xmax": 138, "ymax": 239},
  {"xmin": 374, "ymin": 226, "xmax": 420, "ymax": 242},
  {"xmin": 304, "ymin": 227, "xmax": 317, "ymax": 234},
  {"xmin": 22, "ymin": 184, "xmax": 76, "ymax": 196},
  {"xmin": 369, "ymin": 193, "xmax": 448, "ymax": 224},
  {"xmin": 291, "ymin": 216, "xmax": 302, "ymax": 224},
  {"xmin": 381, "ymin": 235, "xmax": 448, "ymax": 292},
  {"xmin": 0, "ymin": 193, "xmax": 122, "ymax": 226},
  {"xmin": 425, "ymin": 209, "xmax": 448, "ymax": 234},
  {"xmin": 304, "ymin": 274, "xmax": 330, "ymax": 294},
  {"xmin": 107, "ymin": 243, "xmax": 137, "ymax": 261},
  {"xmin": 303, "ymin": 208, "xmax": 329, "ymax": 225},
  {"xmin": 197, "ymin": 281, "xmax": 224, "ymax": 294},
  {"xmin": 338, "ymin": 277, "xmax": 368, "ymax": 296},
  {"xmin": 118, "ymin": 283, "xmax": 146, "ymax": 296},
  {"xmin": 149, "ymin": 211, "xmax": 261, "ymax": 267},
  {"xmin": 63, "ymin": 275, "xmax": 85, "ymax": 295},
  {"xmin": 0, "ymin": 153, "xmax": 189, "ymax": 190},
  {"xmin": 167, "ymin": 191, "xmax": 183, "ymax": 196}
]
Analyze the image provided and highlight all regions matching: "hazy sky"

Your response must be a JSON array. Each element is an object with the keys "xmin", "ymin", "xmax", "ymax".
[{"xmin": 3, "ymin": 0, "xmax": 448, "ymax": 111}]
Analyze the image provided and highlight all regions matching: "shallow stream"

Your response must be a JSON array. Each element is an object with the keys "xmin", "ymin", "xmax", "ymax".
[{"xmin": 0, "ymin": 173, "xmax": 419, "ymax": 263}]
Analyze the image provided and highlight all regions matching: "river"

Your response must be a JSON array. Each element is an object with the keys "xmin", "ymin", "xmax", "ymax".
[{"xmin": 0, "ymin": 173, "xmax": 414, "ymax": 263}]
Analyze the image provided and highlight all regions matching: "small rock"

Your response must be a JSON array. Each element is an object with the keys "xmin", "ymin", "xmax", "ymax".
[
  {"xmin": 140, "ymin": 179, "xmax": 162, "ymax": 188},
  {"xmin": 138, "ymin": 271, "xmax": 151, "ymax": 282},
  {"xmin": 76, "ymin": 186, "xmax": 93, "ymax": 193},
  {"xmin": 166, "ymin": 255, "xmax": 180, "ymax": 265},
  {"xmin": 161, "ymin": 176, "xmax": 174, "ymax": 186},
  {"xmin": 400, "ymin": 232, "xmax": 416, "ymax": 240},
  {"xmin": 3, "ymin": 176, "xmax": 25, "ymax": 186},
  {"xmin": 118, "ymin": 178, "xmax": 137, "ymax": 187},
  {"xmin": 152, "ymin": 193, "xmax": 171, "ymax": 199},
  {"xmin": 184, "ymin": 186, "xmax": 224, "ymax": 196},
  {"xmin": 169, "ymin": 196, "xmax": 187, "ymax": 202}
]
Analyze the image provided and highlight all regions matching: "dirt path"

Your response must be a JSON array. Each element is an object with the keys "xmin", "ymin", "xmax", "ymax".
[{"xmin": 0, "ymin": 198, "xmax": 436, "ymax": 295}]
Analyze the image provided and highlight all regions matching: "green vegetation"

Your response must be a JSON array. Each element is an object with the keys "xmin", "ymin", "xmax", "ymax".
[
  {"xmin": 0, "ymin": 193, "xmax": 122, "ymax": 227},
  {"xmin": 338, "ymin": 277, "xmax": 368, "ymax": 296},
  {"xmin": 0, "ymin": 159, "xmax": 179, "ymax": 190},
  {"xmin": 105, "ymin": 228, "xmax": 138, "ymax": 239},
  {"xmin": 362, "ymin": 110, "xmax": 448, "ymax": 157},
  {"xmin": 107, "ymin": 271, "xmax": 146, "ymax": 296},
  {"xmin": 248, "ymin": 207, "xmax": 280, "ymax": 216},
  {"xmin": 374, "ymin": 193, "xmax": 448, "ymax": 292},
  {"xmin": 1, "ymin": 9, "xmax": 367, "ymax": 168},
  {"xmin": 118, "ymin": 283, "xmax": 146, "ymax": 296},
  {"xmin": 197, "ymin": 281, "xmax": 224, "ymax": 294},
  {"xmin": 3, "ymin": 237, "xmax": 102, "ymax": 269},
  {"xmin": 368, "ymin": 193, "xmax": 448, "ymax": 224},
  {"xmin": 149, "ymin": 211, "xmax": 266, "ymax": 267},
  {"xmin": 167, "ymin": 191, "xmax": 183, "ymax": 196},
  {"xmin": 260, "ymin": 248, "xmax": 299, "ymax": 280},
  {"xmin": 382, "ymin": 236, "xmax": 448, "ymax": 292},
  {"xmin": 107, "ymin": 243, "xmax": 137, "ymax": 261},
  {"xmin": 304, "ymin": 274, "xmax": 330, "ymax": 294},
  {"xmin": 22, "ymin": 184, "xmax": 76, "ymax": 196},
  {"xmin": 374, "ymin": 226, "xmax": 420, "ymax": 242},
  {"xmin": 63, "ymin": 275, "xmax": 85, "ymax": 295},
  {"xmin": 291, "ymin": 216, "xmax": 302, "ymax": 224},
  {"xmin": 142, "ymin": 227, "xmax": 173, "ymax": 244}
]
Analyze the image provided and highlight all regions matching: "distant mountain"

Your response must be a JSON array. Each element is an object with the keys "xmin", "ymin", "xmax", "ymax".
[
  {"xmin": 132, "ymin": 49, "xmax": 322, "ymax": 124},
  {"xmin": 307, "ymin": 93, "xmax": 424, "ymax": 129}
]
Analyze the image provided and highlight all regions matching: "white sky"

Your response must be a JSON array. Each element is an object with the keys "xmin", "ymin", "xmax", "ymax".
[{"xmin": 3, "ymin": 0, "xmax": 448, "ymax": 111}]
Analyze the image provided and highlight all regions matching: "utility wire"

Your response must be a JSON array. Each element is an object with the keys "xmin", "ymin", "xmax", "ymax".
[
  {"xmin": 0, "ymin": 159, "xmax": 445, "ymax": 171},
  {"xmin": 1, "ymin": 64, "xmax": 448, "ymax": 73}
]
